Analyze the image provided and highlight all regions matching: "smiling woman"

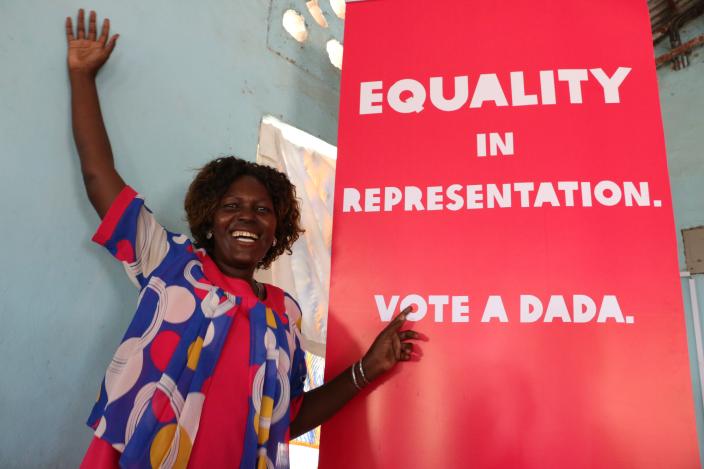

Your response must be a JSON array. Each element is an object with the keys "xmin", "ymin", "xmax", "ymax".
[
  {"xmin": 184, "ymin": 158, "xmax": 304, "ymax": 277},
  {"xmin": 65, "ymin": 9, "xmax": 423, "ymax": 469},
  {"xmin": 211, "ymin": 176, "xmax": 277, "ymax": 273}
]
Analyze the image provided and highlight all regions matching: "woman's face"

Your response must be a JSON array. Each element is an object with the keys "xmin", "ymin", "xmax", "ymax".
[{"xmin": 211, "ymin": 175, "xmax": 277, "ymax": 277}]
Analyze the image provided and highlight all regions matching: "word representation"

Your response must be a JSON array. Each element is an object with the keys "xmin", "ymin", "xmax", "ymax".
[{"xmin": 343, "ymin": 181, "xmax": 661, "ymax": 213}]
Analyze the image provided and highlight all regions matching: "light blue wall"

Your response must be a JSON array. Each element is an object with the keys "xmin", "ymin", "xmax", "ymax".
[
  {"xmin": 1, "ymin": 1, "xmax": 703, "ymax": 467},
  {"xmin": 656, "ymin": 14, "xmax": 704, "ymax": 467},
  {"xmin": 0, "ymin": 1, "xmax": 341, "ymax": 467},
  {"xmin": 656, "ymin": 15, "xmax": 704, "ymax": 269}
]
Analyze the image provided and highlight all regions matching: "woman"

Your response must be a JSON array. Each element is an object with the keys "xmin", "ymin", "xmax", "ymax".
[{"xmin": 66, "ymin": 9, "xmax": 421, "ymax": 469}]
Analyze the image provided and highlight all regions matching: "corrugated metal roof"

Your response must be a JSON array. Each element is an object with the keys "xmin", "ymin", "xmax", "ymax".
[{"xmin": 649, "ymin": 0, "xmax": 704, "ymax": 42}]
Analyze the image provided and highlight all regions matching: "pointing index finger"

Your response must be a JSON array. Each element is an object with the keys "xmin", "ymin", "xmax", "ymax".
[{"xmin": 387, "ymin": 305, "xmax": 413, "ymax": 331}]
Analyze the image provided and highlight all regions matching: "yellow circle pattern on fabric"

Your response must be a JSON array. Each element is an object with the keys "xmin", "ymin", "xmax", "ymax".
[
  {"xmin": 149, "ymin": 424, "xmax": 193, "ymax": 469},
  {"xmin": 265, "ymin": 307, "xmax": 277, "ymax": 328},
  {"xmin": 257, "ymin": 396, "xmax": 274, "ymax": 444},
  {"xmin": 187, "ymin": 337, "xmax": 204, "ymax": 371}
]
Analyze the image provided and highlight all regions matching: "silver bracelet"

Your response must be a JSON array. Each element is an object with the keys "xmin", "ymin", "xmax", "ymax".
[
  {"xmin": 357, "ymin": 359, "xmax": 370, "ymax": 386},
  {"xmin": 351, "ymin": 363, "xmax": 362, "ymax": 390}
]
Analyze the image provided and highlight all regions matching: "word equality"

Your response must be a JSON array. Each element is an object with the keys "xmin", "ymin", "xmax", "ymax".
[{"xmin": 359, "ymin": 67, "xmax": 632, "ymax": 115}]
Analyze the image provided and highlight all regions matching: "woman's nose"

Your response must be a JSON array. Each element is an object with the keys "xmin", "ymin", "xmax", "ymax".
[{"xmin": 237, "ymin": 205, "xmax": 256, "ymax": 221}]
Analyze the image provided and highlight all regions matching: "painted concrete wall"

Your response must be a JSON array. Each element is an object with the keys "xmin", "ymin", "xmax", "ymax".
[
  {"xmin": 1, "ymin": 0, "xmax": 703, "ymax": 467},
  {"xmin": 656, "ymin": 14, "xmax": 704, "ymax": 466},
  {"xmin": 656, "ymin": 15, "xmax": 704, "ymax": 268},
  {"xmin": 0, "ymin": 1, "xmax": 340, "ymax": 467}
]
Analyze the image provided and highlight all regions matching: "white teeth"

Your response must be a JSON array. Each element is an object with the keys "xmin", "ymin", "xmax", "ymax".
[{"xmin": 231, "ymin": 230, "xmax": 259, "ymax": 241}]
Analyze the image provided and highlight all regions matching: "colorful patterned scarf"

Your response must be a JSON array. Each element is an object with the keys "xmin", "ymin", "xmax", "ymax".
[{"xmin": 87, "ymin": 187, "xmax": 305, "ymax": 468}]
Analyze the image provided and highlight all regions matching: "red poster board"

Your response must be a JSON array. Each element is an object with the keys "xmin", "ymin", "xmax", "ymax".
[{"xmin": 320, "ymin": 0, "xmax": 700, "ymax": 467}]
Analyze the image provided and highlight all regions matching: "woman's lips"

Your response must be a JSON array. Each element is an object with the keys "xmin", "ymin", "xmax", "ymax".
[
  {"xmin": 231, "ymin": 230, "xmax": 259, "ymax": 240},
  {"xmin": 230, "ymin": 230, "xmax": 259, "ymax": 246}
]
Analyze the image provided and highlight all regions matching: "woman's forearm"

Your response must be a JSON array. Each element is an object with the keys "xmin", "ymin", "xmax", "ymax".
[
  {"xmin": 66, "ymin": 10, "xmax": 124, "ymax": 217},
  {"xmin": 289, "ymin": 363, "xmax": 361, "ymax": 438},
  {"xmin": 70, "ymin": 71, "xmax": 125, "ymax": 217}
]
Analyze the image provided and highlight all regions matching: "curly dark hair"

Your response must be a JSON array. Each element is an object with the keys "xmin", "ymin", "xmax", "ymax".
[{"xmin": 184, "ymin": 156, "xmax": 304, "ymax": 269}]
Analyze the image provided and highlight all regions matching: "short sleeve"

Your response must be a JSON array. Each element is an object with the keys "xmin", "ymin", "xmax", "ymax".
[
  {"xmin": 284, "ymin": 293, "xmax": 308, "ymax": 400},
  {"xmin": 91, "ymin": 186, "xmax": 172, "ymax": 289}
]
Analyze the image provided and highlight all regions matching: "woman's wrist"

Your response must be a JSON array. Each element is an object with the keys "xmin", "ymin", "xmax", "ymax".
[
  {"xmin": 350, "ymin": 363, "xmax": 363, "ymax": 391},
  {"xmin": 359, "ymin": 355, "xmax": 383, "ymax": 384},
  {"xmin": 69, "ymin": 68, "xmax": 98, "ymax": 82},
  {"xmin": 350, "ymin": 358, "xmax": 373, "ymax": 391}
]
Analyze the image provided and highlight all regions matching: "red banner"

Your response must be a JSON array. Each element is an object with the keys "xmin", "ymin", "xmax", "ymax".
[{"xmin": 321, "ymin": 0, "xmax": 700, "ymax": 467}]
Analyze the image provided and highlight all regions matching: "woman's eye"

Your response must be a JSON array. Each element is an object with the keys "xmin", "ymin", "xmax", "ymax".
[
  {"xmin": 223, "ymin": 203, "xmax": 238, "ymax": 209},
  {"xmin": 257, "ymin": 206, "xmax": 272, "ymax": 213}
]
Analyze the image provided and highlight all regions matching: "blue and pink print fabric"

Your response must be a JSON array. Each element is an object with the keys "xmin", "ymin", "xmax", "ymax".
[{"xmin": 87, "ymin": 186, "xmax": 307, "ymax": 469}]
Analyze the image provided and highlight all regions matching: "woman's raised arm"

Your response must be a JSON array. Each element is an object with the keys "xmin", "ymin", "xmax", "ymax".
[{"xmin": 67, "ymin": 9, "xmax": 125, "ymax": 218}]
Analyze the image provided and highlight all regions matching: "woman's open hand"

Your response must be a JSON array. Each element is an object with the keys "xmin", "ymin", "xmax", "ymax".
[
  {"xmin": 66, "ymin": 9, "xmax": 118, "ymax": 77},
  {"xmin": 361, "ymin": 306, "xmax": 424, "ymax": 382}
]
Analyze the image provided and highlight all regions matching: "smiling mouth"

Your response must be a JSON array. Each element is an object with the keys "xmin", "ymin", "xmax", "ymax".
[{"xmin": 231, "ymin": 230, "xmax": 260, "ymax": 244}]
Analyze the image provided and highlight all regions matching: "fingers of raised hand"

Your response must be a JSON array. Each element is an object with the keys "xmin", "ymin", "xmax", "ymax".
[
  {"xmin": 77, "ymin": 9, "xmax": 85, "ymax": 39},
  {"xmin": 65, "ymin": 17, "xmax": 74, "ymax": 41},
  {"xmin": 88, "ymin": 11, "xmax": 97, "ymax": 40},
  {"xmin": 99, "ymin": 19, "xmax": 110, "ymax": 45},
  {"xmin": 106, "ymin": 34, "xmax": 119, "ymax": 54}
]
